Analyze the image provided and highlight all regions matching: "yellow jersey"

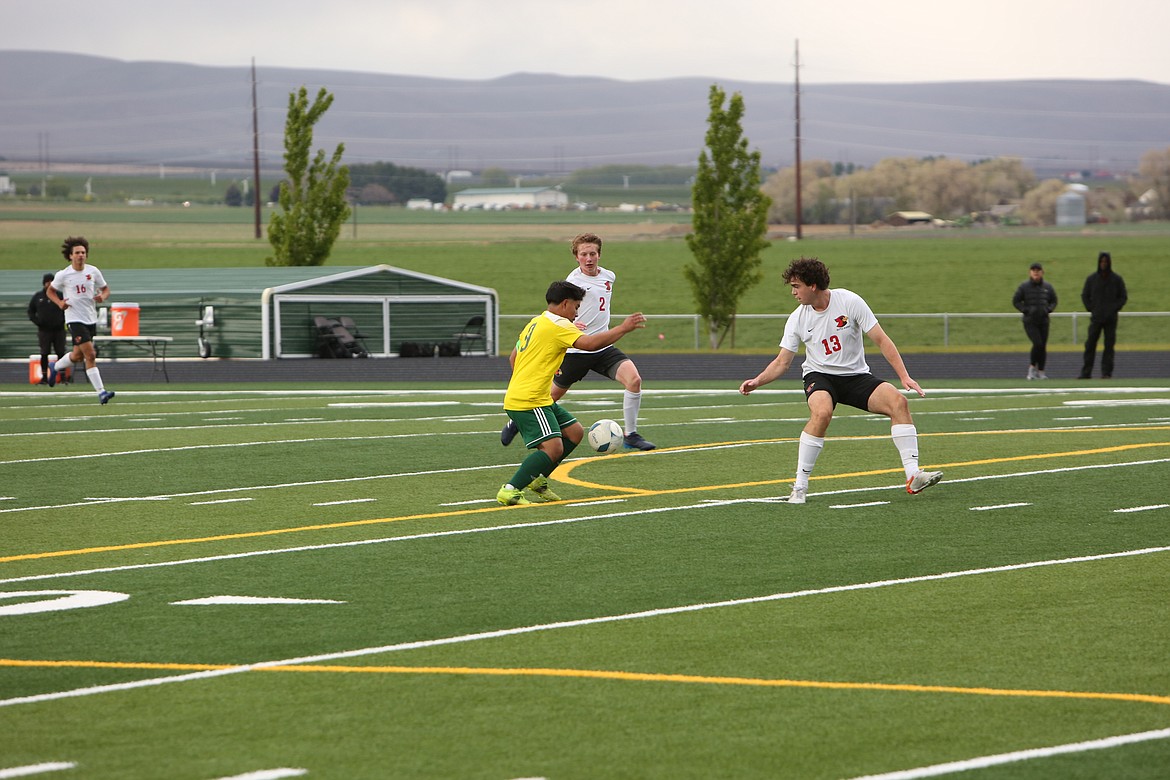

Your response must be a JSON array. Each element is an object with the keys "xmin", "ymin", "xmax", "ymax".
[{"xmin": 503, "ymin": 311, "xmax": 581, "ymax": 410}]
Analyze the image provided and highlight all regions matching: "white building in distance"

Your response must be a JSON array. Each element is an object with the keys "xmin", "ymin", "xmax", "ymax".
[{"xmin": 452, "ymin": 186, "xmax": 568, "ymax": 210}]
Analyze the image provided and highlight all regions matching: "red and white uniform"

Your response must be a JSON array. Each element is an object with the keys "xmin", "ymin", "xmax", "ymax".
[
  {"xmin": 565, "ymin": 265, "xmax": 616, "ymax": 354},
  {"xmin": 780, "ymin": 288, "xmax": 878, "ymax": 376},
  {"xmin": 51, "ymin": 263, "xmax": 107, "ymax": 325}
]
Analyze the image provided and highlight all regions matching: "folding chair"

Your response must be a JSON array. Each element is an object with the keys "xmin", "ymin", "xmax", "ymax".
[
  {"xmin": 338, "ymin": 316, "xmax": 369, "ymax": 353},
  {"xmin": 453, "ymin": 315, "xmax": 486, "ymax": 355}
]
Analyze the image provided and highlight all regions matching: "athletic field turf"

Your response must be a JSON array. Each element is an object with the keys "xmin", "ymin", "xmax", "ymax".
[{"xmin": 2, "ymin": 380, "xmax": 1168, "ymax": 779}]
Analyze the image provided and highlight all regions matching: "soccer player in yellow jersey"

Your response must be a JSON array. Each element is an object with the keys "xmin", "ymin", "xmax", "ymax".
[{"xmin": 498, "ymin": 280, "xmax": 646, "ymax": 506}]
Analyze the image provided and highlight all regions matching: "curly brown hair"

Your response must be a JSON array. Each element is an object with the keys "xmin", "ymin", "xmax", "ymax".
[
  {"xmin": 783, "ymin": 257, "xmax": 829, "ymax": 289},
  {"xmin": 61, "ymin": 236, "xmax": 89, "ymax": 260}
]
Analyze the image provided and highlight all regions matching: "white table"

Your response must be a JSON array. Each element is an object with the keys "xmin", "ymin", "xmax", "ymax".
[{"xmin": 93, "ymin": 335, "xmax": 174, "ymax": 382}]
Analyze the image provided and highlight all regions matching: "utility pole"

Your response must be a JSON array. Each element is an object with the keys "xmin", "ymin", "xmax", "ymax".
[
  {"xmin": 251, "ymin": 58, "xmax": 263, "ymax": 240},
  {"xmin": 793, "ymin": 40, "xmax": 803, "ymax": 240}
]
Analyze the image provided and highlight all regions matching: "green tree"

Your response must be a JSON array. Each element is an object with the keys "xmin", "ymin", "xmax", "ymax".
[
  {"xmin": 348, "ymin": 161, "xmax": 446, "ymax": 203},
  {"xmin": 267, "ymin": 86, "xmax": 351, "ymax": 266},
  {"xmin": 684, "ymin": 85, "xmax": 771, "ymax": 349}
]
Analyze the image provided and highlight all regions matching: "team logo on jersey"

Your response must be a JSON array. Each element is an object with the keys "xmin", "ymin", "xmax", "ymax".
[
  {"xmin": 85, "ymin": 274, "xmax": 92, "ymax": 281},
  {"xmin": 835, "ymin": 315, "xmax": 849, "ymax": 328},
  {"xmin": 604, "ymin": 281, "xmax": 612, "ymax": 291}
]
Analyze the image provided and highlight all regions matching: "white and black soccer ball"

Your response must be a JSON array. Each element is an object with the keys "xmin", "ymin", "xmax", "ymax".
[{"xmin": 587, "ymin": 419, "xmax": 624, "ymax": 454}]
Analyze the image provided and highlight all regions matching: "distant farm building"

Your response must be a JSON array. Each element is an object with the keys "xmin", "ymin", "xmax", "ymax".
[
  {"xmin": 886, "ymin": 211, "xmax": 934, "ymax": 226},
  {"xmin": 452, "ymin": 186, "xmax": 569, "ymax": 210}
]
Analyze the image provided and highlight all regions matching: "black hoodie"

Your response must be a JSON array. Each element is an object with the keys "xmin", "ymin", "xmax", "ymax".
[{"xmin": 1081, "ymin": 252, "xmax": 1127, "ymax": 322}]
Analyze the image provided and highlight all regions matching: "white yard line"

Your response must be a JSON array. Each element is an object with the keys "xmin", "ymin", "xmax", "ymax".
[
  {"xmin": 845, "ymin": 727, "xmax": 1170, "ymax": 779},
  {"xmin": 0, "ymin": 763, "xmax": 76, "ymax": 778}
]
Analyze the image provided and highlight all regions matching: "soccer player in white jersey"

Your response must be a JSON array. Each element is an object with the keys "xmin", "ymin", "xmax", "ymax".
[
  {"xmin": 501, "ymin": 232, "xmax": 656, "ymax": 450},
  {"xmin": 45, "ymin": 236, "xmax": 116, "ymax": 404},
  {"xmin": 739, "ymin": 257, "xmax": 942, "ymax": 504}
]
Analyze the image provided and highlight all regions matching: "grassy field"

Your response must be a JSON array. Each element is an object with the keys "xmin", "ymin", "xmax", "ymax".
[
  {"xmin": 1, "ymin": 379, "xmax": 1168, "ymax": 778},
  {"xmin": 2, "ymin": 204, "xmax": 1167, "ymax": 355}
]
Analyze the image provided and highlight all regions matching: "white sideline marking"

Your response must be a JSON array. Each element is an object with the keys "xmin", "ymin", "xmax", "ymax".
[
  {"xmin": 312, "ymin": 499, "xmax": 377, "ymax": 507},
  {"xmin": 213, "ymin": 770, "xmax": 307, "ymax": 780},
  {"xmin": 0, "ymin": 763, "xmax": 76, "ymax": 778},
  {"xmin": 845, "ymin": 726, "xmax": 1170, "ymax": 779},
  {"xmin": 1065, "ymin": 398, "xmax": 1170, "ymax": 406},
  {"xmin": 2, "ymin": 545, "xmax": 1167, "ymax": 709},
  {"xmin": 190, "ymin": 498, "xmax": 253, "ymax": 506},
  {"xmin": 970, "ymin": 503, "xmax": 1032, "ymax": 511},
  {"xmin": 329, "ymin": 401, "xmax": 459, "ymax": 408},
  {"xmin": 1114, "ymin": 504, "xmax": 1169, "ymax": 513},
  {"xmin": 173, "ymin": 596, "xmax": 344, "ymax": 606},
  {"xmin": 0, "ymin": 591, "xmax": 128, "ymax": 616},
  {"xmin": 830, "ymin": 501, "xmax": 890, "ymax": 508}
]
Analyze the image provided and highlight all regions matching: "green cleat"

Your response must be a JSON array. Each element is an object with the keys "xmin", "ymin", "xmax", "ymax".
[
  {"xmin": 496, "ymin": 485, "xmax": 531, "ymax": 506},
  {"xmin": 525, "ymin": 475, "xmax": 562, "ymax": 502}
]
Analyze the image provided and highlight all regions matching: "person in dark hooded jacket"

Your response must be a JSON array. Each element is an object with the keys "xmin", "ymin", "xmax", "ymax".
[
  {"xmin": 1012, "ymin": 262, "xmax": 1057, "ymax": 380},
  {"xmin": 28, "ymin": 273, "xmax": 68, "ymax": 384},
  {"xmin": 1079, "ymin": 251, "xmax": 1127, "ymax": 379}
]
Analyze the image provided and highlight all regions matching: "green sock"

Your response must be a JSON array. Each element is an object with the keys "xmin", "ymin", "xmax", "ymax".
[
  {"xmin": 508, "ymin": 450, "xmax": 554, "ymax": 491},
  {"xmin": 560, "ymin": 436, "xmax": 578, "ymax": 462}
]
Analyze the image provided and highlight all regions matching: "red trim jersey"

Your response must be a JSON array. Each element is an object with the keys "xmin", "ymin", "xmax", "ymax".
[
  {"xmin": 565, "ymin": 266, "xmax": 616, "ymax": 354},
  {"xmin": 51, "ymin": 263, "xmax": 107, "ymax": 325},
  {"xmin": 780, "ymin": 288, "xmax": 878, "ymax": 376}
]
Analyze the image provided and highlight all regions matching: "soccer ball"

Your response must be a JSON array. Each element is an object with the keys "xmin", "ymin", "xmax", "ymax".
[{"xmin": 587, "ymin": 419, "xmax": 625, "ymax": 454}]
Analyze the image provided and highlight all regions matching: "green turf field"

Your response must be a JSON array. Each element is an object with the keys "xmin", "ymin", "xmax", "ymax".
[{"xmin": 2, "ymin": 379, "xmax": 1168, "ymax": 778}]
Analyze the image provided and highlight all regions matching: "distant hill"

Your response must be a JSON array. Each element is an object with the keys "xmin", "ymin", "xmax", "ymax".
[{"xmin": 2, "ymin": 51, "xmax": 1168, "ymax": 175}]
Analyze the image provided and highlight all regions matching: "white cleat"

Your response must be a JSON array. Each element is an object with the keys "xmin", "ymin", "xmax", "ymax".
[
  {"xmin": 783, "ymin": 485, "xmax": 807, "ymax": 504},
  {"xmin": 906, "ymin": 470, "xmax": 943, "ymax": 494}
]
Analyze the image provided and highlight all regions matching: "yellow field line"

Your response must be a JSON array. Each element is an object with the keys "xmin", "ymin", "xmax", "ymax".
[
  {"xmin": 2, "ymin": 657, "xmax": 1167, "ymax": 707},
  {"xmin": 2, "ymin": 433, "xmax": 1167, "ymax": 565}
]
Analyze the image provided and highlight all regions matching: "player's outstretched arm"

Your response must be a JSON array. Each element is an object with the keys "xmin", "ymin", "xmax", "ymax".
[
  {"xmin": 574, "ymin": 312, "xmax": 646, "ymax": 352},
  {"xmin": 867, "ymin": 323, "xmax": 926, "ymax": 397},
  {"xmin": 740, "ymin": 349, "xmax": 796, "ymax": 395}
]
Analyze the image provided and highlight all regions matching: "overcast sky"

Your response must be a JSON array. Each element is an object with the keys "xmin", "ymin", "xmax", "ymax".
[{"xmin": 4, "ymin": 0, "xmax": 1169, "ymax": 85}]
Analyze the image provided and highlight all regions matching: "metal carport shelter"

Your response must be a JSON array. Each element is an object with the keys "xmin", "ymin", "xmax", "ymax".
[{"xmin": 0, "ymin": 265, "xmax": 498, "ymax": 360}]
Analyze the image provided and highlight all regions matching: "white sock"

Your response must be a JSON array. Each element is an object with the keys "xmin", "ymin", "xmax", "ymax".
[
  {"xmin": 55, "ymin": 354, "xmax": 75, "ymax": 372},
  {"xmin": 796, "ymin": 432, "xmax": 824, "ymax": 489},
  {"xmin": 86, "ymin": 366, "xmax": 106, "ymax": 394},
  {"xmin": 622, "ymin": 390, "xmax": 641, "ymax": 435},
  {"xmin": 891, "ymin": 423, "xmax": 920, "ymax": 479}
]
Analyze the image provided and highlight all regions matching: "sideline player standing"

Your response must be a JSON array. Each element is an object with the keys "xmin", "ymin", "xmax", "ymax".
[
  {"xmin": 501, "ymin": 232, "xmax": 656, "ymax": 450},
  {"xmin": 45, "ymin": 236, "xmax": 116, "ymax": 404},
  {"xmin": 497, "ymin": 280, "xmax": 646, "ymax": 506},
  {"xmin": 739, "ymin": 257, "xmax": 941, "ymax": 504}
]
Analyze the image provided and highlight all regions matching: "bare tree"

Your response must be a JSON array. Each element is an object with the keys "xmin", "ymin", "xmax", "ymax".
[{"xmin": 1136, "ymin": 146, "xmax": 1170, "ymax": 219}]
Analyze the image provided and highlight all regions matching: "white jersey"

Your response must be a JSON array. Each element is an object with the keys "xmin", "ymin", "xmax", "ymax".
[
  {"xmin": 52, "ymin": 263, "xmax": 108, "ymax": 325},
  {"xmin": 780, "ymin": 288, "xmax": 878, "ymax": 376},
  {"xmin": 565, "ymin": 265, "xmax": 617, "ymax": 354}
]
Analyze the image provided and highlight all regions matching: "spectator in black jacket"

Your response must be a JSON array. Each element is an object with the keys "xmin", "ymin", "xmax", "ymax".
[
  {"xmin": 1012, "ymin": 262, "xmax": 1058, "ymax": 380},
  {"xmin": 27, "ymin": 273, "xmax": 67, "ymax": 384},
  {"xmin": 1079, "ymin": 251, "xmax": 1128, "ymax": 379}
]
